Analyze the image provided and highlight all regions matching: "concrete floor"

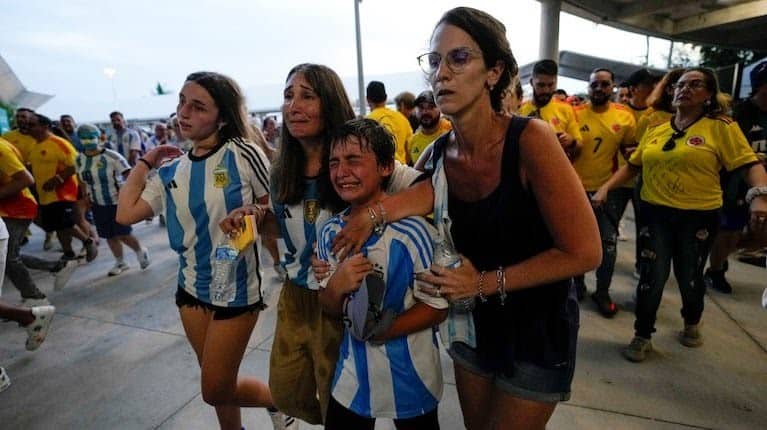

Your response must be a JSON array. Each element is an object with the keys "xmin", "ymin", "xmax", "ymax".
[{"xmin": 1, "ymin": 215, "xmax": 765, "ymax": 429}]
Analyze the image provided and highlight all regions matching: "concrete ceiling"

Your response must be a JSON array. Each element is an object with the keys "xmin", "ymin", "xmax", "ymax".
[
  {"xmin": 0, "ymin": 55, "xmax": 53, "ymax": 110},
  {"xmin": 557, "ymin": 0, "xmax": 767, "ymax": 51}
]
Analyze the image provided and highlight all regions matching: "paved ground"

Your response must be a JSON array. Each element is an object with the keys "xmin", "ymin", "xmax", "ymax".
[{"xmin": 1, "ymin": 213, "xmax": 766, "ymax": 429}]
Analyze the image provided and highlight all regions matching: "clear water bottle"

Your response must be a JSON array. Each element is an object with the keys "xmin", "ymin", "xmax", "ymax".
[
  {"xmin": 211, "ymin": 244, "xmax": 239, "ymax": 303},
  {"xmin": 433, "ymin": 236, "xmax": 475, "ymax": 312}
]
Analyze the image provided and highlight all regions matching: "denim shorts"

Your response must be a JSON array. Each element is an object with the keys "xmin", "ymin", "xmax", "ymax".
[
  {"xmin": 175, "ymin": 287, "xmax": 265, "ymax": 320},
  {"xmin": 449, "ymin": 341, "xmax": 574, "ymax": 403}
]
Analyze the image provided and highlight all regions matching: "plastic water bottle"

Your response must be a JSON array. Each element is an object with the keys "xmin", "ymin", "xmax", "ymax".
[
  {"xmin": 433, "ymin": 236, "xmax": 475, "ymax": 312},
  {"xmin": 211, "ymin": 244, "xmax": 239, "ymax": 303}
]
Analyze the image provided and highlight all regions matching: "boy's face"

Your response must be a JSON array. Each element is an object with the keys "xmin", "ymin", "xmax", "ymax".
[{"xmin": 329, "ymin": 136, "xmax": 393, "ymax": 207}]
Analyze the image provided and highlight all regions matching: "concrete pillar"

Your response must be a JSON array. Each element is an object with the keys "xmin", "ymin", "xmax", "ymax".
[{"xmin": 539, "ymin": 0, "xmax": 561, "ymax": 62}]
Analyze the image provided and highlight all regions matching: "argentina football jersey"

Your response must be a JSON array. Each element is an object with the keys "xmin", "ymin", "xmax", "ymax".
[
  {"xmin": 141, "ymin": 138, "xmax": 270, "ymax": 306},
  {"xmin": 317, "ymin": 212, "xmax": 447, "ymax": 419},
  {"xmin": 76, "ymin": 149, "xmax": 130, "ymax": 206}
]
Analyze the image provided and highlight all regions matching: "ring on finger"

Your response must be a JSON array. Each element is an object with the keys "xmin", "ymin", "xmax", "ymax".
[{"xmin": 435, "ymin": 285, "xmax": 442, "ymax": 297}]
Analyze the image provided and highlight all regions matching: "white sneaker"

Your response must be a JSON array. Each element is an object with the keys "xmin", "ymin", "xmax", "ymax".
[
  {"xmin": 137, "ymin": 248, "xmax": 150, "ymax": 270},
  {"xmin": 268, "ymin": 410, "xmax": 298, "ymax": 430},
  {"xmin": 108, "ymin": 261, "xmax": 129, "ymax": 276},
  {"xmin": 25, "ymin": 305, "xmax": 56, "ymax": 351},
  {"xmin": 54, "ymin": 260, "xmax": 79, "ymax": 291},
  {"xmin": 0, "ymin": 367, "xmax": 10, "ymax": 393}
]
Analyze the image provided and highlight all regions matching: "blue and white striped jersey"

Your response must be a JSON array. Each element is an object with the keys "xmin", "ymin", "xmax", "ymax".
[
  {"xmin": 317, "ymin": 212, "xmax": 447, "ymax": 419},
  {"xmin": 273, "ymin": 160, "xmax": 423, "ymax": 290},
  {"xmin": 76, "ymin": 149, "xmax": 131, "ymax": 206},
  {"xmin": 142, "ymin": 138, "xmax": 271, "ymax": 306},
  {"xmin": 106, "ymin": 128, "xmax": 142, "ymax": 161}
]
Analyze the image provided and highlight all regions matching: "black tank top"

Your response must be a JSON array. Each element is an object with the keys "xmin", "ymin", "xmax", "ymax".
[{"xmin": 432, "ymin": 116, "xmax": 577, "ymax": 372}]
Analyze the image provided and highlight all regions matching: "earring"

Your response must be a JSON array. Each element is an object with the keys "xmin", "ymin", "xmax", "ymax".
[
  {"xmin": 486, "ymin": 82, "xmax": 495, "ymax": 91},
  {"xmin": 218, "ymin": 123, "xmax": 225, "ymax": 130},
  {"xmin": 704, "ymin": 99, "xmax": 712, "ymax": 106}
]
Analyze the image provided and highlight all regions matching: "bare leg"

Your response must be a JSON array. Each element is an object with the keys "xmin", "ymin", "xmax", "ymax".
[
  {"xmin": 454, "ymin": 362, "xmax": 496, "ymax": 430},
  {"xmin": 118, "ymin": 235, "xmax": 142, "ymax": 252},
  {"xmin": 489, "ymin": 389, "xmax": 556, "ymax": 430},
  {"xmin": 106, "ymin": 238, "xmax": 124, "ymax": 261},
  {"xmin": 708, "ymin": 230, "xmax": 741, "ymax": 270},
  {"xmin": 0, "ymin": 300, "xmax": 34, "ymax": 326}
]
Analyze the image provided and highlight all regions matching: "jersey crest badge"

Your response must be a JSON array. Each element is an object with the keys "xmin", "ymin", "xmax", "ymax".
[
  {"xmin": 612, "ymin": 124, "xmax": 621, "ymax": 132},
  {"xmin": 213, "ymin": 164, "xmax": 229, "ymax": 188},
  {"xmin": 686, "ymin": 135, "xmax": 705, "ymax": 147},
  {"xmin": 304, "ymin": 199, "xmax": 319, "ymax": 224}
]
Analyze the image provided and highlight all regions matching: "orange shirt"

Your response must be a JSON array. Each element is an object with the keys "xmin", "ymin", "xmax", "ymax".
[
  {"xmin": 27, "ymin": 135, "xmax": 79, "ymax": 205},
  {"xmin": 0, "ymin": 137, "xmax": 37, "ymax": 219}
]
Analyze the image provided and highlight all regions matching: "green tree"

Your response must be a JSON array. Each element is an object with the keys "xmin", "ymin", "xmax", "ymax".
[
  {"xmin": 154, "ymin": 82, "xmax": 170, "ymax": 95},
  {"xmin": 699, "ymin": 46, "xmax": 766, "ymax": 68}
]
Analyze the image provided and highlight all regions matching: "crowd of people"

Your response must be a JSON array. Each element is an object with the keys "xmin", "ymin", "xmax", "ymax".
[{"xmin": 1, "ymin": 5, "xmax": 766, "ymax": 429}]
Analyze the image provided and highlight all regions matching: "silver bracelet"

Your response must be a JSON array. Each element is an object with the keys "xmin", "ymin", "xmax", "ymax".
[
  {"xmin": 745, "ymin": 186, "xmax": 767, "ymax": 205},
  {"xmin": 496, "ymin": 267, "xmax": 507, "ymax": 305}
]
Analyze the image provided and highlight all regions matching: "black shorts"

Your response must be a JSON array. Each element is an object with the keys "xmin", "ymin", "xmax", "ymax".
[
  {"xmin": 39, "ymin": 201, "xmax": 77, "ymax": 232},
  {"xmin": 175, "ymin": 287, "xmax": 265, "ymax": 320},
  {"xmin": 92, "ymin": 204, "xmax": 132, "ymax": 239}
]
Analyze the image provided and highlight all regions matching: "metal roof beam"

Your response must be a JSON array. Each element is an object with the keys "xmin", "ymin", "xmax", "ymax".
[
  {"xmin": 673, "ymin": 0, "xmax": 767, "ymax": 35},
  {"xmin": 616, "ymin": 0, "xmax": 695, "ymax": 20}
]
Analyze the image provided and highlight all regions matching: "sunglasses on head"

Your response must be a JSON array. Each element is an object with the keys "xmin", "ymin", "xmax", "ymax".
[{"xmin": 662, "ymin": 130, "xmax": 686, "ymax": 152}]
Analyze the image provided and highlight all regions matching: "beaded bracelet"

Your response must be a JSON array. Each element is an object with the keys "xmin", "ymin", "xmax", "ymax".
[
  {"xmin": 477, "ymin": 271, "xmax": 489, "ymax": 303},
  {"xmin": 497, "ymin": 266, "xmax": 507, "ymax": 305}
]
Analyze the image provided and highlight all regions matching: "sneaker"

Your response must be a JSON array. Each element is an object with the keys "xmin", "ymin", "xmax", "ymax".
[
  {"xmin": 622, "ymin": 336, "xmax": 652, "ymax": 362},
  {"xmin": 43, "ymin": 232, "xmax": 55, "ymax": 251},
  {"xmin": 137, "ymin": 248, "xmax": 150, "ymax": 270},
  {"xmin": 108, "ymin": 261, "xmax": 129, "ymax": 276},
  {"xmin": 591, "ymin": 291, "xmax": 618, "ymax": 318},
  {"xmin": 84, "ymin": 239, "xmax": 98, "ymax": 263},
  {"xmin": 0, "ymin": 367, "xmax": 10, "ymax": 393},
  {"xmin": 54, "ymin": 260, "xmax": 79, "ymax": 291},
  {"xmin": 617, "ymin": 222, "xmax": 628, "ymax": 241},
  {"xmin": 679, "ymin": 324, "xmax": 703, "ymax": 348},
  {"xmin": 704, "ymin": 268, "xmax": 732, "ymax": 294},
  {"xmin": 25, "ymin": 305, "xmax": 56, "ymax": 351},
  {"xmin": 268, "ymin": 410, "xmax": 298, "ymax": 430},
  {"xmin": 21, "ymin": 296, "xmax": 50, "ymax": 307}
]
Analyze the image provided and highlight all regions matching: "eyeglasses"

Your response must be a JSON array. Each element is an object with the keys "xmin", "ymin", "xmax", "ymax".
[
  {"xmin": 670, "ymin": 80, "xmax": 708, "ymax": 91},
  {"xmin": 417, "ymin": 47, "xmax": 481, "ymax": 75},
  {"xmin": 589, "ymin": 81, "xmax": 612, "ymax": 89},
  {"xmin": 662, "ymin": 130, "xmax": 686, "ymax": 152}
]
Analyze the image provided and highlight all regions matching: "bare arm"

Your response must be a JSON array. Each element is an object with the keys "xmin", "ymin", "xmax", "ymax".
[
  {"xmin": 370, "ymin": 302, "xmax": 447, "ymax": 343},
  {"xmin": 117, "ymin": 145, "xmax": 182, "ymax": 225},
  {"xmin": 591, "ymin": 163, "xmax": 640, "ymax": 207},
  {"xmin": 0, "ymin": 169, "xmax": 33, "ymax": 199},
  {"xmin": 331, "ymin": 179, "xmax": 434, "ymax": 257}
]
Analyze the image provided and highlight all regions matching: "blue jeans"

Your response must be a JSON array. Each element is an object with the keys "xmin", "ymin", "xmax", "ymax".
[
  {"xmin": 634, "ymin": 202, "xmax": 719, "ymax": 339},
  {"xmin": 613, "ymin": 185, "xmax": 641, "ymax": 271},
  {"xmin": 575, "ymin": 190, "xmax": 622, "ymax": 294}
]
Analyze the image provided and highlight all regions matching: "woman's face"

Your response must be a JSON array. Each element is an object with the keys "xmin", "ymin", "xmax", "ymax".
[
  {"xmin": 282, "ymin": 72, "xmax": 324, "ymax": 141},
  {"xmin": 428, "ymin": 23, "xmax": 500, "ymax": 117},
  {"xmin": 672, "ymin": 71, "xmax": 713, "ymax": 110},
  {"xmin": 176, "ymin": 81, "xmax": 220, "ymax": 142}
]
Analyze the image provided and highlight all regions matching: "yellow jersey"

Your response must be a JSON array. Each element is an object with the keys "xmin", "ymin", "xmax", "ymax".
[
  {"xmin": 27, "ymin": 135, "xmax": 79, "ymax": 205},
  {"xmin": 1, "ymin": 129, "xmax": 35, "ymax": 163},
  {"xmin": 519, "ymin": 99, "xmax": 582, "ymax": 145},
  {"xmin": 635, "ymin": 107, "xmax": 673, "ymax": 143},
  {"xmin": 0, "ymin": 138, "xmax": 37, "ymax": 219},
  {"xmin": 407, "ymin": 126, "xmax": 449, "ymax": 166},
  {"xmin": 629, "ymin": 115, "xmax": 758, "ymax": 210},
  {"xmin": 572, "ymin": 103, "xmax": 636, "ymax": 192},
  {"xmin": 367, "ymin": 106, "xmax": 413, "ymax": 165}
]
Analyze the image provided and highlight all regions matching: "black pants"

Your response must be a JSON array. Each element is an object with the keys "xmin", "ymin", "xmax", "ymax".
[{"xmin": 324, "ymin": 395, "xmax": 440, "ymax": 430}]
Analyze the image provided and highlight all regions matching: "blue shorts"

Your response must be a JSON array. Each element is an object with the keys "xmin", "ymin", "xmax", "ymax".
[
  {"xmin": 92, "ymin": 204, "xmax": 132, "ymax": 239},
  {"xmin": 449, "ymin": 341, "xmax": 574, "ymax": 403},
  {"xmin": 720, "ymin": 206, "xmax": 748, "ymax": 231}
]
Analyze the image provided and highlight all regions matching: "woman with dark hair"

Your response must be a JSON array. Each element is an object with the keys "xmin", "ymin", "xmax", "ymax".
[
  {"xmin": 330, "ymin": 7, "xmax": 601, "ymax": 429},
  {"xmin": 116, "ymin": 72, "xmax": 288, "ymax": 430},
  {"xmin": 594, "ymin": 67, "xmax": 767, "ymax": 362},
  {"xmin": 220, "ymin": 63, "xmax": 422, "ymax": 426},
  {"xmin": 636, "ymin": 68, "xmax": 686, "ymax": 140}
]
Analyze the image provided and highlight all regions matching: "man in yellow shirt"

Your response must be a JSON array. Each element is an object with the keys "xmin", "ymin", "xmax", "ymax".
[
  {"xmin": 366, "ymin": 81, "xmax": 413, "ymax": 165},
  {"xmin": 26, "ymin": 114, "xmax": 97, "ymax": 263},
  {"xmin": 1, "ymin": 108, "xmax": 36, "ymax": 163},
  {"xmin": 406, "ymin": 90, "xmax": 451, "ymax": 166},
  {"xmin": 571, "ymin": 68, "xmax": 637, "ymax": 315},
  {"xmin": 519, "ymin": 59, "xmax": 582, "ymax": 158}
]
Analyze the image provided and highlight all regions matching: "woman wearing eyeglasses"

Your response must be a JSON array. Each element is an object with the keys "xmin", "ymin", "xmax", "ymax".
[
  {"xmin": 593, "ymin": 67, "xmax": 767, "ymax": 362},
  {"xmin": 330, "ymin": 7, "xmax": 601, "ymax": 429}
]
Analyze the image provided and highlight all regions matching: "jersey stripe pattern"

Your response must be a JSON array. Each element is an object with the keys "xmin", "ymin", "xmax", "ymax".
[
  {"xmin": 318, "ymin": 212, "xmax": 447, "ymax": 419},
  {"xmin": 141, "ymin": 138, "xmax": 270, "ymax": 306},
  {"xmin": 76, "ymin": 149, "xmax": 131, "ymax": 206}
]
